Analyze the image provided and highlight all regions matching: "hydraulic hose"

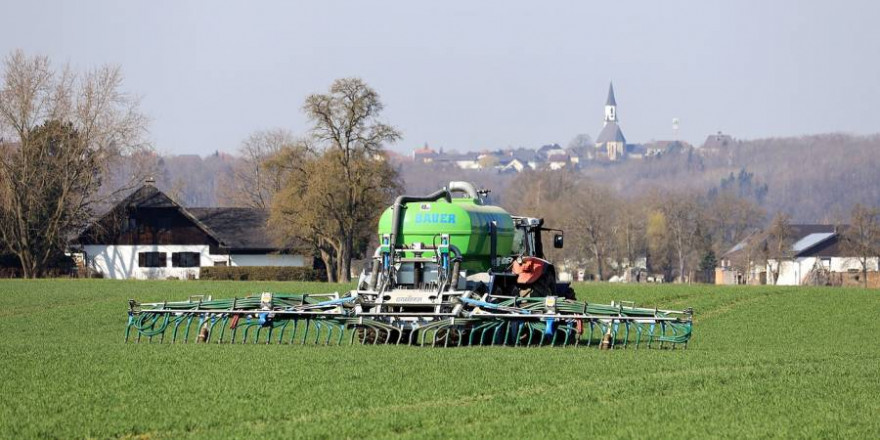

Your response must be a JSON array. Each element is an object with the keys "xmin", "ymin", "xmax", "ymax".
[{"xmin": 389, "ymin": 189, "xmax": 451, "ymax": 249}]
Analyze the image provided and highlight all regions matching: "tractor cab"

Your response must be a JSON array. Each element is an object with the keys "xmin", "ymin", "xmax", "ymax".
[{"xmin": 511, "ymin": 216, "xmax": 564, "ymax": 260}]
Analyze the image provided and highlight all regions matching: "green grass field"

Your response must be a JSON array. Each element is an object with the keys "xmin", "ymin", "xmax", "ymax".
[{"xmin": 1, "ymin": 280, "xmax": 878, "ymax": 439}]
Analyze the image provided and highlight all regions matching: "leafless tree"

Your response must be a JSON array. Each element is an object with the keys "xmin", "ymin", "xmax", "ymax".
[
  {"xmin": 271, "ymin": 78, "xmax": 401, "ymax": 282},
  {"xmin": 218, "ymin": 128, "xmax": 295, "ymax": 208},
  {"xmin": 766, "ymin": 212, "xmax": 794, "ymax": 284},
  {"xmin": 503, "ymin": 169, "xmax": 580, "ymax": 266},
  {"xmin": 705, "ymin": 192, "xmax": 766, "ymax": 253},
  {"xmin": 841, "ymin": 204, "xmax": 880, "ymax": 288},
  {"xmin": 0, "ymin": 50, "xmax": 148, "ymax": 277},
  {"xmin": 726, "ymin": 230, "xmax": 764, "ymax": 284},
  {"xmin": 659, "ymin": 193, "xmax": 703, "ymax": 283},
  {"xmin": 569, "ymin": 181, "xmax": 617, "ymax": 280},
  {"xmin": 613, "ymin": 200, "xmax": 647, "ymax": 275}
]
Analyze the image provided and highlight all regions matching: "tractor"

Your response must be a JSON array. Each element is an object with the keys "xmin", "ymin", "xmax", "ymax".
[{"xmin": 126, "ymin": 182, "xmax": 692, "ymax": 348}]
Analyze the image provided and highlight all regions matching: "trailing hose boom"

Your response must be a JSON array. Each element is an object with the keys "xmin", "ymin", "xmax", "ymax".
[{"xmin": 126, "ymin": 182, "xmax": 693, "ymax": 348}]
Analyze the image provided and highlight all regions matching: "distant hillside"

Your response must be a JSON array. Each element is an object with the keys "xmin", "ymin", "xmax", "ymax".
[
  {"xmin": 138, "ymin": 133, "xmax": 880, "ymax": 222},
  {"xmin": 398, "ymin": 133, "xmax": 880, "ymax": 222},
  {"xmin": 584, "ymin": 133, "xmax": 880, "ymax": 222}
]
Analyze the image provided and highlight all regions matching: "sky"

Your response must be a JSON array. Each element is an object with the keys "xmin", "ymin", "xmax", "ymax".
[{"xmin": 1, "ymin": 0, "xmax": 878, "ymax": 156}]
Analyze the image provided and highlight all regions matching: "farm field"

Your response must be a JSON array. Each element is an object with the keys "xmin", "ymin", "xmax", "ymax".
[{"xmin": 1, "ymin": 280, "xmax": 879, "ymax": 439}]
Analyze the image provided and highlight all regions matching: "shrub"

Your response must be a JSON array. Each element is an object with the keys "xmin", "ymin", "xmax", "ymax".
[{"xmin": 199, "ymin": 266, "xmax": 321, "ymax": 282}]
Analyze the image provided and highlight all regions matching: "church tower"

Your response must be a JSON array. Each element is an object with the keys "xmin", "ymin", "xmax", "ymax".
[
  {"xmin": 595, "ymin": 82, "xmax": 627, "ymax": 161},
  {"xmin": 604, "ymin": 83, "xmax": 617, "ymax": 125}
]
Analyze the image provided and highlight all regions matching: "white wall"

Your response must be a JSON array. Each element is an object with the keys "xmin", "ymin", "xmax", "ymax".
[
  {"xmin": 81, "ymin": 245, "xmax": 305, "ymax": 280},
  {"xmin": 774, "ymin": 259, "xmax": 811, "ymax": 285},
  {"xmin": 771, "ymin": 256, "xmax": 880, "ymax": 286},
  {"xmin": 831, "ymin": 257, "xmax": 878, "ymax": 272},
  {"xmin": 82, "ymin": 244, "xmax": 216, "ymax": 280}
]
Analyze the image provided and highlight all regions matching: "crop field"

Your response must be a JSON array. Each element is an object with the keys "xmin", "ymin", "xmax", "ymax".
[{"xmin": 1, "ymin": 280, "xmax": 879, "ymax": 439}]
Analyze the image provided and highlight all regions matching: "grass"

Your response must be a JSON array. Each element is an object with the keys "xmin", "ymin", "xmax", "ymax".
[{"xmin": 1, "ymin": 280, "xmax": 879, "ymax": 439}]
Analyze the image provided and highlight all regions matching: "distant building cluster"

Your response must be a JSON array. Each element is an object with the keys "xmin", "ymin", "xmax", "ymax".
[
  {"xmin": 407, "ymin": 82, "xmax": 738, "ymax": 172},
  {"xmin": 717, "ymin": 224, "xmax": 880, "ymax": 288}
]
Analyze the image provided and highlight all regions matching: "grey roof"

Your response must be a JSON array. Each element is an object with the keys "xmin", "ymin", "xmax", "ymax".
[
  {"xmin": 792, "ymin": 232, "xmax": 835, "ymax": 254},
  {"xmin": 118, "ymin": 184, "xmax": 178, "ymax": 209},
  {"xmin": 702, "ymin": 133, "xmax": 734, "ymax": 150},
  {"xmin": 188, "ymin": 208, "xmax": 279, "ymax": 250},
  {"xmin": 435, "ymin": 152, "xmax": 477, "ymax": 161},
  {"xmin": 596, "ymin": 121, "xmax": 627, "ymax": 144},
  {"xmin": 77, "ymin": 184, "xmax": 223, "ymax": 245},
  {"xmin": 722, "ymin": 224, "xmax": 843, "ymax": 259},
  {"xmin": 787, "ymin": 225, "xmax": 841, "ymax": 257},
  {"xmin": 537, "ymin": 143, "xmax": 562, "ymax": 155},
  {"xmin": 606, "ymin": 83, "xmax": 616, "ymax": 106},
  {"xmin": 78, "ymin": 184, "xmax": 301, "ymax": 252},
  {"xmin": 508, "ymin": 148, "xmax": 539, "ymax": 162}
]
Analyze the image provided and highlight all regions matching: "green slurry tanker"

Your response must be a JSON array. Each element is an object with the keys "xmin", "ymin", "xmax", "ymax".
[{"xmin": 126, "ymin": 182, "xmax": 693, "ymax": 348}]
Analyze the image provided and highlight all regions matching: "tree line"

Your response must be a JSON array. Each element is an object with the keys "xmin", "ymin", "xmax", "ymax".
[
  {"xmin": 0, "ymin": 51, "xmax": 148, "ymax": 278},
  {"xmin": 0, "ymin": 50, "xmax": 401, "ymax": 280},
  {"xmin": 498, "ymin": 169, "xmax": 766, "ymax": 282},
  {"xmin": 2, "ymin": 49, "xmax": 878, "ymax": 282},
  {"xmin": 499, "ymin": 170, "xmax": 880, "ymax": 284},
  {"xmin": 198, "ymin": 78, "xmax": 403, "ymax": 282}
]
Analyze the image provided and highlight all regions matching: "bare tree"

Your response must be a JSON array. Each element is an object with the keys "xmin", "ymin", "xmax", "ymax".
[
  {"xmin": 645, "ymin": 209, "xmax": 672, "ymax": 279},
  {"xmin": 766, "ymin": 212, "xmax": 794, "ymax": 284},
  {"xmin": 271, "ymin": 147, "xmax": 400, "ymax": 282},
  {"xmin": 218, "ymin": 128, "xmax": 295, "ymax": 208},
  {"xmin": 727, "ymin": 230, "xmax": 764, "ymax": 284},
  {"xmin": 660, "ymin": 193, "xmax": 702, "ymax": 283},
  {"xmin": 503, "ymin": 169, "xmax": 580, "ymax": 265},
  {"xmin": 271, "ymin": 78, "xmax": 401, "ymax": 282},
  {"xmin": 0, "ymin": 50, "xmax": 148, "ymax": 277},
  {"xmin": 705, "ymin": 192, "xmax": 766, "ymax": 253},
  {"xmin": 841, "ymin": 204, "xmax": 880, "ymax": 288},
  {"xmin": 613, "ymin": 200, "xmax": 646, "ymax": 274},
  {"xmin": 569, "ymin": 182, "xmax": 617, "ymax": 280}
]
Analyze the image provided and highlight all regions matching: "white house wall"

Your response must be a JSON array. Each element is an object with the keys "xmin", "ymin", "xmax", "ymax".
[
  {"xmin": 774, "ymin": 259, "xmax": 813, "ymax": 285},
  {"xmin": 82, "ymin": 244, "xmax": 215, "ymax": 280},
  {"xmin": 82, "ymin": 245, "xmax": 305, "ymax": 280},
  {"xmin": 830, "ymin": 257, "xmax": 878, "ymax": 272},
  {"xmin": 771, "ymin": 256, "xmax": 880, "ymax": 286}
]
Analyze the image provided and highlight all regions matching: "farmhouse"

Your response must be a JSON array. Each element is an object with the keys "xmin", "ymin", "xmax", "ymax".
[
  {"xmin": 72, "ymin": 181, "xmax": 307, "ymax": 279},
  {"xmin": 717, "ymin": 224, "xmax": 880, "ymax": 287}
]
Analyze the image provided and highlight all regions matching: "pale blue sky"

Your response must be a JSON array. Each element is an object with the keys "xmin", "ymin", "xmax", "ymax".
[{"xmin": 2, "ymin": 0, "xmax": 878, "ymax": 155}]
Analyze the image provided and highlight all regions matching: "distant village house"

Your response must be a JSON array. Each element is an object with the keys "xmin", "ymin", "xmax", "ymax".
[
  {"xmin": 72, "ymin": 181, "xmax": 307, "ymax": 279},
  {"xmin": 717, "ymin": 224, "xmax": 880, "ymax": 287}
]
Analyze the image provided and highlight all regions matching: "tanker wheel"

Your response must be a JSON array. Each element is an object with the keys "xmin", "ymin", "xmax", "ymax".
[
  {"xmin": 433, "ymin": 327, "xmax": 467, "ymax": 347},
  {"xmin": 356, "ymin": 326, "xmax": 390, "ymax": 344}
]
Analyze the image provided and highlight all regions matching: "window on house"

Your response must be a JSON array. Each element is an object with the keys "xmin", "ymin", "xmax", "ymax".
[
  {"xmin": 138, "ymin": 252, "xmax": 167, "ymax": 268},
  {"xmin": 172, "ymin": 252, "xmax": 200, "ymax": 268},
  {"xmin": 214, "ymin": 260, "xmax": 228, "ymax": 267}
]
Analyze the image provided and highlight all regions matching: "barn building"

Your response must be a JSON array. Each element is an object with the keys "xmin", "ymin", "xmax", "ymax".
[
  {"xmin": 717, "ymin": 224, "xmax": 880, "ymax": 287},
  {"xmin": 73, "ymin": 181, "xmax": 306, "ymax": 279}
]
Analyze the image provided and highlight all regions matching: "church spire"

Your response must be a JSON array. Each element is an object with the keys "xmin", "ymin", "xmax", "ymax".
[
  {"xmin": 604, "ymin": 82, "xmax": 618, "ymax": 125},
  {"xmin": 605, "ymin": 82, "xmax": 617, "ymax": 106}
]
